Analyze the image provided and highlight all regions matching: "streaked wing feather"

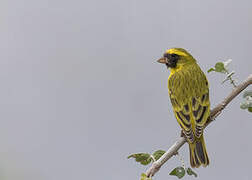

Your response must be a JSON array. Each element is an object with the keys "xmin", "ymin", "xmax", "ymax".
[
  {"xmin": 193, "ymin": 89, "xmax": 210, "ymax": 138},
  {"xmin": 170, "ymin": 95, "xmax": 194, "ymax": 143},
  {"xmin": 168, "ymin": 65, "xmax": 210, "ymax": 142}
]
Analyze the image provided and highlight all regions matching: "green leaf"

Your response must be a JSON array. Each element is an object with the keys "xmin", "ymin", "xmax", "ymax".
[
  {"xmin": 128, "ymin": 153, "xmax": 152, "ymax": 165},
  {"xmin": 240, "ymin": 90, "xmax": 252, "ymax": 112},
  {"xmin": 214, "ymin": 62, "xmax": 225, "ymax": 73},
  {"xmin": 240, "ymin": 102, "xmax": 248, "ymax": 109},
  {"xmin": 240, "ymin": 96, "xmax": 252, "ymax": 109},
  {"xmin": 207, "ymin": 68, "xmax": 215, "ymax": 73},
  {"xmin": 186, "ymin": 168, "xmax": 198, "ymax": 177},
  {"xmin": 153, "ymin": 150, "xmax": 166, "ymax": 161},
  {"xmin": 140, "ymin": 173, "xmax": 152, "ymax": 180},
  {"xmin": 243, "ymin": 90, "xmax": 252, "ymax": 98},
  {"xmin": 169, "ymin": 166, "xmax": 185, "ymax": 179}
]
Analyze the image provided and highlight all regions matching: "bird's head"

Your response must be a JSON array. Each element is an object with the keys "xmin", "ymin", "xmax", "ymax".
[{"xmin": 157, "ymin": 48, "xmax": 196, "ymax": 69}]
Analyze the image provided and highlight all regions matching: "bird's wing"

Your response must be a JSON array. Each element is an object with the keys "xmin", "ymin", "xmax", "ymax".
[
  {"xmin": 168, "ymin": 67, "xmax": 210, "ymax": 142},
  {"xmin": 168, "ymin": 72, "xmax": 194, "ymax": 143},
  {"xmin": 191, "ymin": 75, "xmax": 210, "ymax": 138}
]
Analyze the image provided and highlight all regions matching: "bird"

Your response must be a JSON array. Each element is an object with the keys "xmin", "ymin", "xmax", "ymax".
[{"xmin": 157, "ymin": 48, "xmax": 210, "ymax": 168}]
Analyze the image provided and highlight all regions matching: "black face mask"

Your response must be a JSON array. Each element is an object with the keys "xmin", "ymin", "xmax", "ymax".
[{"xmin": 164, "ymin": 53, "xmax": 179, "ymax": 68}]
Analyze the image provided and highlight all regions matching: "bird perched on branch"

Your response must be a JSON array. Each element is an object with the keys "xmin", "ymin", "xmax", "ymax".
[{"xmin": 157, "ymin": 48, "xmax": 210, "ymax": 168}]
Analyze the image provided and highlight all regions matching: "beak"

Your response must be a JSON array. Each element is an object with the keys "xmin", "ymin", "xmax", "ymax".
[{"xmin": 157, "ymin": 57, "xmax": 168, "ymax": 64}]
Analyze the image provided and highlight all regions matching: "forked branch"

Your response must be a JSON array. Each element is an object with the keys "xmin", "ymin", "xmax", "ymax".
[{"xmin": 146, "ymin": 74, "xmax": 252, "ymax": 178}]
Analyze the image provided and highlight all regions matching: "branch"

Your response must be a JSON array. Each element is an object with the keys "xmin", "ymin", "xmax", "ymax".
[{"xmin": 146, "ymin": 74, "xmax": 252, "ymax": 178}]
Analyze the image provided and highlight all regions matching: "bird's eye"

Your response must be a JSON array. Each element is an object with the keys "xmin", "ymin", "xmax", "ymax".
[
  {"xmin": 171, "ymin": 54, "xmax": 178, "ymax": 58},
  {"xmin": 163, "ymin": 53, "xmax": 179, "ymax": 61}
]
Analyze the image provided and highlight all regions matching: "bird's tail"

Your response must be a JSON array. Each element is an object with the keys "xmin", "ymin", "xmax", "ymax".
[{"xmin": 189, "ymin": 135, "xmax": 209, "ymax": 168}]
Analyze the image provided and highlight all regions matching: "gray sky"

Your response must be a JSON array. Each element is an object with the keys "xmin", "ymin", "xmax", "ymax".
[{"xmin": 1, "ymin": 0, "xmax": 252, "ymax": 179}]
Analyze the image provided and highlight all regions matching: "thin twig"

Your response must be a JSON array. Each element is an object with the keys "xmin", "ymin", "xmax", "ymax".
[
  {"xmin": 146, "ymin": 74, "xmax": 252, "ymax": 178},
  {"xmin": 224, "ymin": 69, "xmax": 237, "ymax": 88}
]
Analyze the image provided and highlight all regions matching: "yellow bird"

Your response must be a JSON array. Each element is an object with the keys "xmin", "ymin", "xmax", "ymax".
[{"xmin": 157, "ymin": 48, "xmax": 210, "ymax": 168}]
